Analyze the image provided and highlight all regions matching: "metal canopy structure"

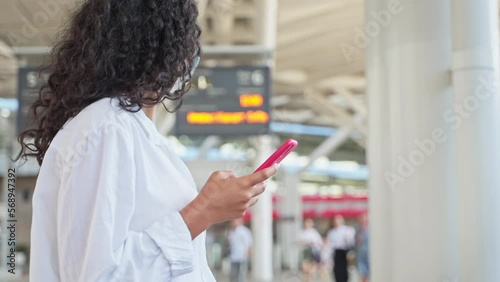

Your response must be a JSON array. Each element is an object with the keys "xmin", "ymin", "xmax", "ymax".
[
  {"xmin": 0, "ymin": 0, "xmax": 366, "ymax": 137},
  {"xmin": 199, "ymin": 0, "xmax": 367, "ymax": 137}
]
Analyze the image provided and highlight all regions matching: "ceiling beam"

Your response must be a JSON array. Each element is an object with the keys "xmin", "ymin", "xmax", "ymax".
[
  {"xmin": 303, "ymin": 60, "xmax": 365, "ymax": 84},
  {"xmin": 326, "ymin": 83, "xmax": 367, "ymax": 119},
  {"xmin": 277, "ymin": 24, "xmax": 352, "ymax": 50},
  {"xmin": 306, "ymin": 87, "xmax": 367, "ymax": 136},
  {"xmin": 319, "ymin": 76, "xmax": 366, "ymax": 90},
  {"xmin": 280, "ymin": 8, "xmax": 359, "ymax": 32},
  {"xmin": 272, "ymin": 109, "xmax": 316, "ymax": 123},
  {"xmin": 278, "ymin": 0, "xmax": 355, "ymax": 27},
  {"xmin": 299, "ymin": 126, "xmax": 353, "ymax": 173}
]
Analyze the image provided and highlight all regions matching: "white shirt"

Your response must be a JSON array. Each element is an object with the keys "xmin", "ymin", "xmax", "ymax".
[
  {"xmin": 327, "ymin": 225, "xmax": 356, "ymax": 251},
  {"xmin": 228, "ymin": 225, "xmax": 253, "ymax": 262},
  {"xmin": 298, "ymin": 227, "xmax": 323, "ymax": 250},
  {"xmin": 30, "ymin": 97, "xmax": 215, "ymax": 282}
]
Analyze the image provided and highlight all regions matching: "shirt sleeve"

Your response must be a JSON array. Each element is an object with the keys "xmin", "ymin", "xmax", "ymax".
[
  {"xmin": 298, "ymin": 230, "xmax": 311, "ymax": 246},
  {"xmin": 313, "ymin": 230, "xmax": 323, "ymax": 249},
  {"xmin": 56, "ymin": 124, "xmax": 194, "ymax": 282}
]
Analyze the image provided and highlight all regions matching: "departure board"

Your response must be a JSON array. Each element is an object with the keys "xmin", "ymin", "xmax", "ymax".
[
  {"xmin": 17, "ymin": 67, "xmax": 42, "ymax": 134},
  {"xmin": 175, "ymin": 66, "xmax": 271, "ymax": 136}
]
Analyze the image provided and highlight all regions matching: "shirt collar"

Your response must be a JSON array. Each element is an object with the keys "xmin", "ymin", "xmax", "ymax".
[
  {"xmin": 133, "ymin": 107, "xmax": 163, "ymax": 145},
  {"xmin": 114, "ymin": 96, "xmax": 163, "ymax": 145}
]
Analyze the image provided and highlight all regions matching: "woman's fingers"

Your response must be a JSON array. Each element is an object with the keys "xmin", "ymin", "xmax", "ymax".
[
  {"xmin": 251, "ymin": 181, "xmax": 266, "ymax": 197},
  {"xmin": 201, "ymin": 166, "xmax": 279, "ymax": 222},
  {"xmin": 226, "ymin": 170, "xmax": 237, "ymax": 178},
  {"xmin": 238, "ymin": 164, "xmax": 279, "ymax": 188},
  {"xmin": 248, "ymin": 196, "xmax": 259, "ymax": 207},
  {"xmin": 243, "ymin": 183, "xmax": 265, "ymax": 212},
  {"xmin": 210, "ymin": 170, "xmax": 235, "ymax": 180}
]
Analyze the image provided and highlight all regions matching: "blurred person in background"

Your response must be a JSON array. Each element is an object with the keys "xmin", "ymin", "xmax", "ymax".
[
  {"xmin": 355, "ymin": 213, "xmax": 370, "ymax": 282},
  {"xmin": 319, "ymin": 235, "xmax": 332, "ymax": 281},
  {"xmin": 15, "ymin": 0, "xmax": 279, "ymax": 281},
  {"xmin": 298, "ymin": 218, "xmax": 323, "ymax": 282},
  {"xmin": 327, "ymin": 215, "xmax": 355, "ymax": 282},
  {"xmin": 228, "ymin": 218, "xmax": 253, "ymax": 282}
]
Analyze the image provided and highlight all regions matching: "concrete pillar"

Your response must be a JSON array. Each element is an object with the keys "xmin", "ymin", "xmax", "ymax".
[
  {"xmin": 451, "ymin": 0, "xmax": 500, "ymax": 281},
  {"xmin": 367, "ymin": 0, "xmax": 457, "ymax": 281},
  {"xmin": 365, "ymin": 0, "xmax": 393, "ymax": 280},
  {"xmin": 251, "ymin": 1, "xmax": 278, "ymax": 280},
  {"xmin": 251, "ymin": 135, "xmax": 274, "ymax": 281},
  {"xmin": 256, "ymin": 0, "xmax": 278, "ymax": 51},
  {"xmin": 278, "ymin": 172, "xmax": 301, "ymax": 272}
]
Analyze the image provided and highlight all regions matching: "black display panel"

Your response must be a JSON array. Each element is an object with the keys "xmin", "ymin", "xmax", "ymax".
[
  {"xmin": 175, "ymin": 66, "xmax": 271, "ymax": 136},
  {"xmin": 17, "ymin": 67, "xmax": 42, "ymax": 135}
]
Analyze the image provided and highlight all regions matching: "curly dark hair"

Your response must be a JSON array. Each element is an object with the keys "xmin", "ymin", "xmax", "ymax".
[{"xmin": 16, "ymin": 0, "xmax": 201, "ymax": 165}]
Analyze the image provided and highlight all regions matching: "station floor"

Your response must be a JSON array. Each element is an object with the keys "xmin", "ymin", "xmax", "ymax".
[
  {"xmin": 213, "ymin": 267, "xmax": 360, "ymax": 282},
  {"xmin": 2, "ymin": 267, "xmax": 360, "ymax": 282}
]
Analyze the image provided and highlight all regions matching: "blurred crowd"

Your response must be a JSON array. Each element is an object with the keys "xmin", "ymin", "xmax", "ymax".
[
  {"xmin": 212, "ymin": 214, "xmax": 369, "ymax": 282},
  {"xmin": 298, "ymin": 214, "xmax": 369, "ymax": 282}
]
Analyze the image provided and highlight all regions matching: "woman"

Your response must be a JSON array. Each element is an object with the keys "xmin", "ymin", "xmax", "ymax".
[
  {"xmin": 355, "ymin": 213, "xmax": 370, "ymax": 282},
  {"xmin": 16, "ymin": 0, "xmax": 278, "ymax": 281},
  {"xmin": 298, "ymin": 218, "xmax": 323, "ymax": 282}
]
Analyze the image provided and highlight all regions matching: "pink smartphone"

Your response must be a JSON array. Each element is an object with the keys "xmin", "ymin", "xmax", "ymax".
[{"xmin": 254, "ymin": 138, "xmax": 298, "ymax": 172}]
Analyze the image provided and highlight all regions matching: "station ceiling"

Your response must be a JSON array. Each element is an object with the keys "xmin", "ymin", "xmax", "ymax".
[{"xmin": 0, "ymin": 0, "xmax": 367, "ymax": 162}]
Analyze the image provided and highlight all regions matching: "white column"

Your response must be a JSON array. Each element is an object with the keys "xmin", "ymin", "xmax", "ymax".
[
  {"xmin": 256, "ymin": 0, "xmax": 278, "ymax": 51},
  {"xmin": 251, "ymin": 1, "xmax": 277, "ymax": 280},
  {"xmin": 367, "ymin": 0, "xmax": 457, "ymax": 281},
  {"xmin": 365, "ymin": 0, "xmax": 392, "ymax": 280},
  {"xmin": 451, "ymin": 0, "xmax": 500, "ymax": 281},
  {"xmin": 251, "ymin": 135, "xmax": 274, "ymax": 282},
  {"xmin": 211, "ymin": 4, "xmax": 234, "ymax": 45},
  {"xmin": 278, "ymin": 172, "xmax": 301, "ymax": 272}
]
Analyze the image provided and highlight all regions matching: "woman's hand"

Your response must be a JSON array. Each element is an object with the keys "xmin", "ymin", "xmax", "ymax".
[{"xmin": 180, "ymin": 164, "xmax": 279, "ymax": 239}]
